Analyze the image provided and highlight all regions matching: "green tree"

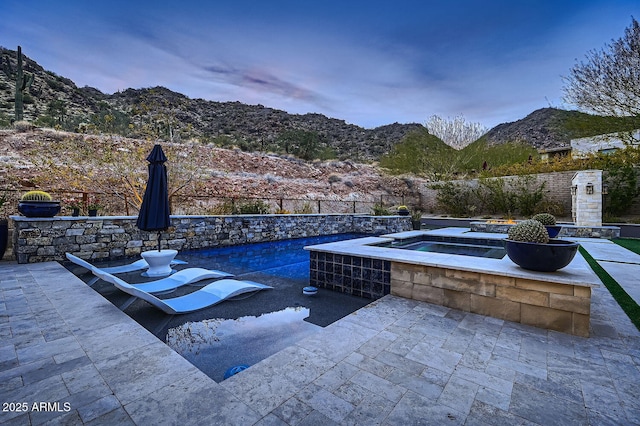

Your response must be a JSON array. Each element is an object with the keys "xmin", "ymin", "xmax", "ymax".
[
  {"xmin": 276, "ymin": 129, "xmax": 327, "ymax": 160},
  {"xmin": 604, "ymin": 165, "xmax": 640, "ymax": 216},
  {"xmin": 47, "ymin": 99, "xmax": 67, "ymax": 125},
  {"xmin": 379, "ymin": 129, "xmax": 456, "ymax": 179}
]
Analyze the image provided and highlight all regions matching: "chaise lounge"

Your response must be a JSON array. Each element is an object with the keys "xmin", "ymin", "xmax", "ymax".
[
  {"xmin": 65, "ymin": 253, "xmax": 233, "ymax": 293},
  {"xmin": 92, "ymin": 268, "xmax": 273, "ymax": 314},
  {"xmin": 81, "ymin": 255, "xmax": 187, "ymax": 274}
]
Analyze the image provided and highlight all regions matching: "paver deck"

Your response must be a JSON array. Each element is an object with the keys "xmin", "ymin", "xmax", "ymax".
[{"xmin": 1, "ymin": 242, "xmax": 640, "ymax": 425}]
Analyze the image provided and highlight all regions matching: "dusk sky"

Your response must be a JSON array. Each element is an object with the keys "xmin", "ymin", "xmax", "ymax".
[{"xmin": 1, "ymin": 0, "xmax": 637, "ymax": 129}]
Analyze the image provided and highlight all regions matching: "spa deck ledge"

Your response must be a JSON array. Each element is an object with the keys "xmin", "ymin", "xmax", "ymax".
[{"xmin": 304, "ymin": 228, "xmax": 601, "ymax": 289}]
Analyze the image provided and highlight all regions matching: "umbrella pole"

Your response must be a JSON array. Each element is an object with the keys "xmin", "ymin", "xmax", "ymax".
[{"xmin": 158, "ymin": 231, "xmax": 161, "ymax": 252}]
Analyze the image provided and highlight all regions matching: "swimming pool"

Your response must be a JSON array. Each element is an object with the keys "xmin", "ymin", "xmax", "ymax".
[
  {"xmin": 67, "ymin": 233, "xmax": 371, "ymax": 382},
  {"xmin": 374, "ymin": 234, "xmax": 506, "ymax": 259}
]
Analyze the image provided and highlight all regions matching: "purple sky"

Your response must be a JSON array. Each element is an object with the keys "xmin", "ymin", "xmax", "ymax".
[{"xmin": 1, "ymin": 0, "xmax": 637, "ymax": 129}]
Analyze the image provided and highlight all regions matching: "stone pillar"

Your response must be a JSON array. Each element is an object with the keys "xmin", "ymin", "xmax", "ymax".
[{"xmin": 571, "ymin": 170, "xmax": 602, "ymax": 227}]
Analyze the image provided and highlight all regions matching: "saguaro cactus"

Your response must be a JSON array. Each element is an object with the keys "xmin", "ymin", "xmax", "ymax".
[{"xmin": 2, "ymin": 46, "xmax": 34, "ymax": 121}]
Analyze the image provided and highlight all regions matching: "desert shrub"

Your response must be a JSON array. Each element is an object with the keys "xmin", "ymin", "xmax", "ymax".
[
  {"xmin": 476, "ymin": 178, "xmax": 518, "ymax": 214},
  {"xmin": 232, "ymin": 199, "xmax": 270, "ymax": 214},
  {"xmin": 603, "ymin": 213, "xmax": 625, "ymax": 223},
  {"xmin": 371, "ymin": 203, "xmax": 391, "ymax": 216},
  {"xmin": 206, "ymin": 201, "xmax": 234, "ymax": 215},
  {"xmin": 13, "ymin": 121, "xmax": 34, "ymax": 132},
  {"xmin": 431, "ymin": 181, "xmax": 477, "ymax": 217},
  {"xmin": 328, "ymin": 174, "xmax": 342, "ymax": 185},
  {"xmin": 0, "ymin": 112, "xmax": 11, "ymax": 128},
  {"xmin": 511, "ymin": 175, "xmax": 547, "ymax": 216},
  {"xmin": 294, "ymin": 202, "xmax": 313, "ymax": 214},
  {"xmin": 604, "ymin": 165, "xmax": 639, "ymax": 216},
  {"xmin": 533, "ymin": 199, "xmax": 565, "ymax": 216}
]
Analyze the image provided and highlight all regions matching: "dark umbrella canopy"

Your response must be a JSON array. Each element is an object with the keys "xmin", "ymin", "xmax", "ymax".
[{"xmin": 136, "ymin": 144, "xmax": 170, "ymax": 251}]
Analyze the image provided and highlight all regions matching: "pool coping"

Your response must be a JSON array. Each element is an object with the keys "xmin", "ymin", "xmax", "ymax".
[{"xmin": 304, "ymin": 227, "xmax": 601, "ymax": 289}]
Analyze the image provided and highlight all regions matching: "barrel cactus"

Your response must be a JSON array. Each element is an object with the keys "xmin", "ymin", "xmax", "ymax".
[
  {"xmin": 531, "ymin": 213, "xmax": 556, "ymax": 226},
  {"xmin": 20, "ymin": 190, "xmax": 52, "ymax": 201},
  {"xmin": 507, "ymin": 219, "xmax": 549, "ymax": 244}
]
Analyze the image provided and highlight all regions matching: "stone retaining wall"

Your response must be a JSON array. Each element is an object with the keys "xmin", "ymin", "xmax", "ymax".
[{"xmin": 11, "ymin": 214, "xmax": 411, "ymax": 264}]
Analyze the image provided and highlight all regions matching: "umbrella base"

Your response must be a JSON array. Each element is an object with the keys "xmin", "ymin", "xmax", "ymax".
[{"xmin": 141, "ymin": 249, "xmax": 178, "ymax": 277}]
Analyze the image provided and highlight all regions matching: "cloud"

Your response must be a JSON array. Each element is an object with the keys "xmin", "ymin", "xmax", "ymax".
[{"xmin": 201, "ymin": 64, "xmax": 321, "ymax": 103}]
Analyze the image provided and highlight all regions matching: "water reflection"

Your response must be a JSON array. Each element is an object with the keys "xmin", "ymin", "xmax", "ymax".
[{"xmin": 166, "ymin": 307, "xmax": 321, "ymax": 382}]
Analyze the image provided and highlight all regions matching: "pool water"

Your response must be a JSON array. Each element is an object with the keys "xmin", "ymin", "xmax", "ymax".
[
  {"xmin": 166, "ymin": 307, "xmax": 321, "ymax": 380},
  {"xmin": 70, "ymin": 233, "xmax": 371, "ymax": 382},
  {"xmin": 377, "ymin": 235, "xmax": 506, "ymax": 259}
]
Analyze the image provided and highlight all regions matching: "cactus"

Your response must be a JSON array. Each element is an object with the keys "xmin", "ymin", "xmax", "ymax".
[
  {"xmin": 507, "ymin": 219, "xmax": 549, "ymax": 244},
  {"xmin": 531, "ymin": 213, "xmax": 556, "ymax": 226},
  {"xmin": 2, "ymin": 46, "xmax": 34, "ymax": 121},
  {"xmin": 20, "ymin": 190, "xmax": 52, "ymax": 202}
]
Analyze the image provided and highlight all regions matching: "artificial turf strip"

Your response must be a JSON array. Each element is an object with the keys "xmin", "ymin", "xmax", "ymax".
[
  {"xmin": 613, "ymin": 237, "xmax": 640, "ymax": 255},
  {"xmin": 579, "ymin": 246, "xmax": 640, "ymax": 332}
]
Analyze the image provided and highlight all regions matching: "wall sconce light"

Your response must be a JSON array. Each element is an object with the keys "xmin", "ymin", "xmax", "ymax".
[
  {"xmin": 586, "ymin": 182, "xmax": 594, "ymax": 195},
  {"xmin": 571, "ymin": 185, "xmax": 577, "ymax": 195},
  {"xmin": 602, "ymin": 183, "xmax": 609, "ymax": 195}
]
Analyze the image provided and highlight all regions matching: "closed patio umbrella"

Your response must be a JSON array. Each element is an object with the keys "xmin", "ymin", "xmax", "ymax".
[{"xmin": 137, "ymin": 144, "xmax": 170, "ymax": 251}]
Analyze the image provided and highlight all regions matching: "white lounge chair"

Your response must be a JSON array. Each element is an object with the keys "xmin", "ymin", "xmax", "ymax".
[
  {"xmin": 92, "ymin": 269, "xmax": 272, "ymax": 314},
  {"xmin": 66, "ymin": 253, "xmax": 187, "ymax": 274},
  {"xmin": 65, "ymin": 253, "xmax": 233, "ymax": 293}
]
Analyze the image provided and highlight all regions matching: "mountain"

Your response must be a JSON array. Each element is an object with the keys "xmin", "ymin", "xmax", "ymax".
[
  {"xmin": 0, "ymin": 46, "xmax": 422, "ymax": 161},
  {"xmin": 483, "ymin": 108, "xmax": 640, "ymax": 151},
  {"xmin": 2, "ymin": 46, "xmax": 639, "ymax": 160}
]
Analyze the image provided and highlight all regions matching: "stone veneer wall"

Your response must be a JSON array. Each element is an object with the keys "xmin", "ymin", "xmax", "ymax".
[
  {"xmin": 469, "ymin": 221, "xmax": 620, "ymax": 239},
  {"xmin": 390, "ymin": 262, "xmax": 591, "ymax": 337},
  {"xmin": 11, "ymin": 214, "xmax": 411, "ymax": 264}
]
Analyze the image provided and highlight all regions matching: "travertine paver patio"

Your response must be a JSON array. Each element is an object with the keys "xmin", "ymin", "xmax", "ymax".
[{"xmin": 1, "ymin": 242, "xmax": 639, "ymax": 425}]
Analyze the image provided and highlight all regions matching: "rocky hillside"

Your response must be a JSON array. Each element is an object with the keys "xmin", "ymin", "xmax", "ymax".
[
  {"xmin": 484, "ymin": 108, "xmax": 640, "ymax": 151},
  {"xmin": 0, "ymin": 128, "xmax": 426, "ymax": 215},
  {"xmin": 0, "ymin": 46, "xmax": 422, "ymax": 161}
]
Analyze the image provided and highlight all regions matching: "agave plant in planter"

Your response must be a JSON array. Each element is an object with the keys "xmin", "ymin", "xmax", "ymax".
[
  {"xmin": 531, "ymin": 212, "xmax": 561, "ymax": 238},
  {"xmin": 504, "ymin": 219, "xmax": 579, "ymax": 272},
  {"xmin": 17, "ymin": 190, "xmax": 61, "ymax": 218}
]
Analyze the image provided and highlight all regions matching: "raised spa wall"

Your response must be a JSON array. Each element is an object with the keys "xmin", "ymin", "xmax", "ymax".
[
  {"xmin": 11, "ymin": 214, "xmax": 411, "ymax": 264},
  {"xmin": 305, "ymin": 230, "xmax": 600, "ymax": 337},
  {"xmin": 390, "ymin": 262, "xmax": 591, "ymax": 337}
]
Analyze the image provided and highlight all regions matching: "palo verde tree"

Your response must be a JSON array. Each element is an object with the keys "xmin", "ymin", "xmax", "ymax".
[
  {"xmin": 562, "ymin": 17, "xmax": 640, "ymax": 142},
  {"xmin": 276, "ymin": 129, "xmax": 331, "ymax": 160}
]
